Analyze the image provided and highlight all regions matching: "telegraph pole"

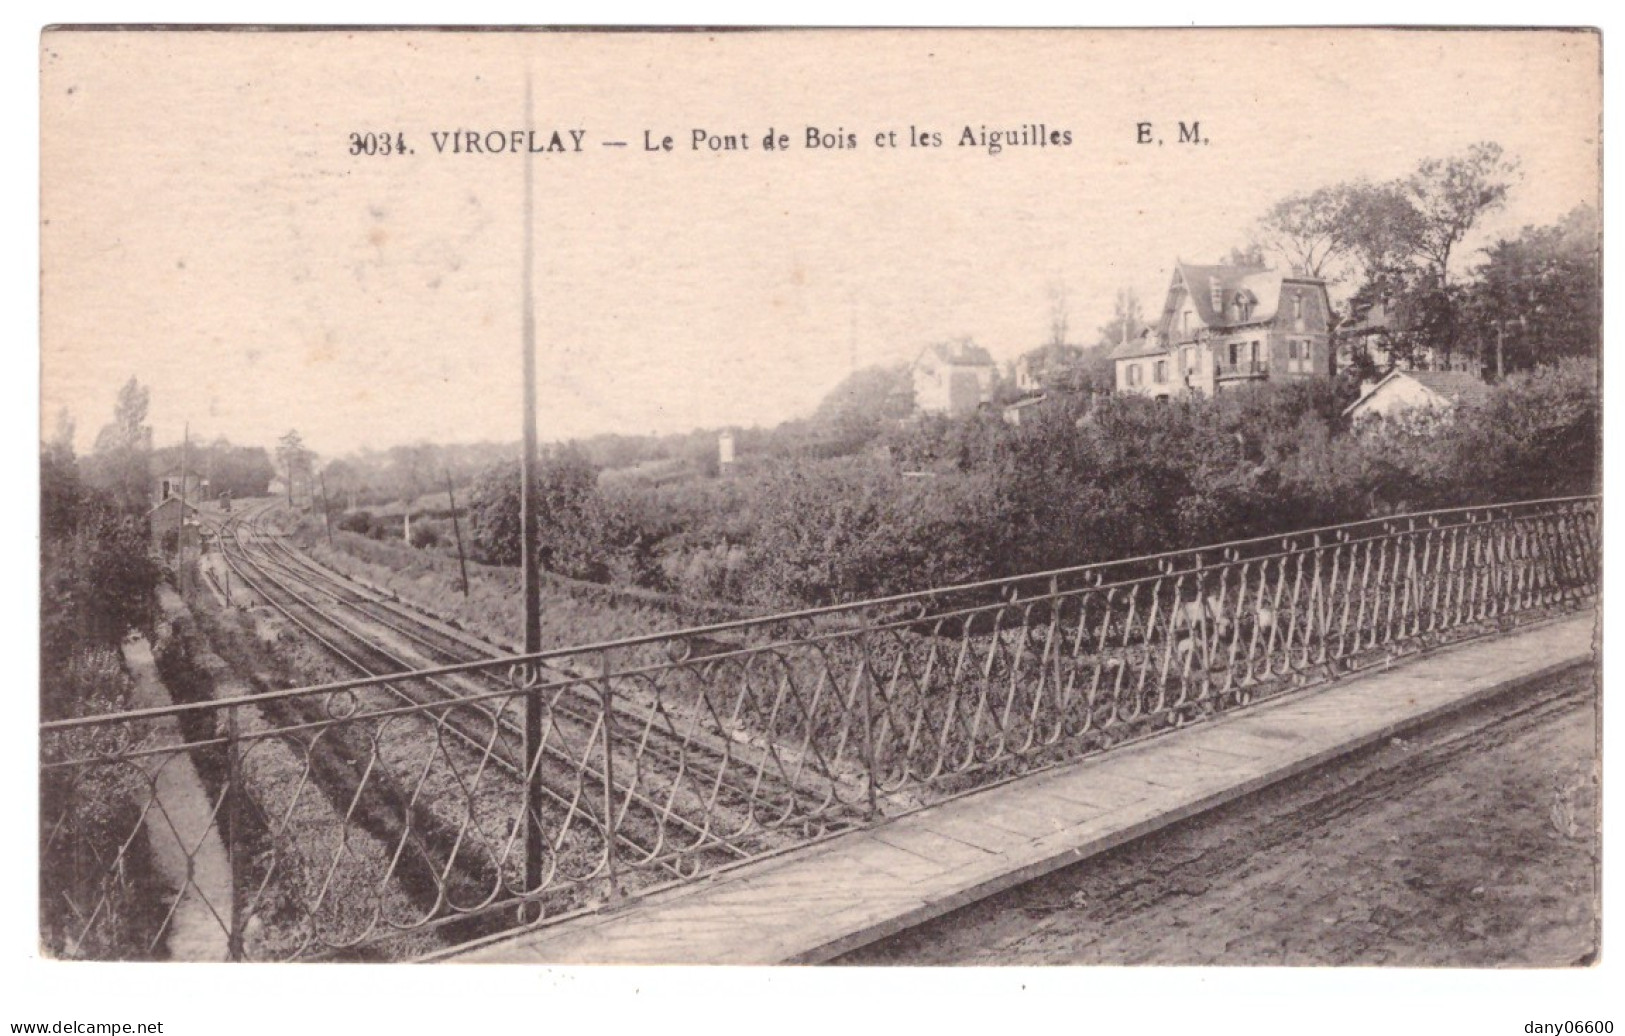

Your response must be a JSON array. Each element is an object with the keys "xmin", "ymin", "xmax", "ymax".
[
  {"xmin": 178, "ymin": 422, "xmax": 190, "ymax": 583},
  {"xmin": 519, "ymin": 72, "xmax": 546, "ymax": 908},
  {"xmin": 318, "ymin": 470, "xmax": 335, "ymax": 547},
  {"xmin": 445, "ymin": 468, "xmax": 471, "ymax": 597}
]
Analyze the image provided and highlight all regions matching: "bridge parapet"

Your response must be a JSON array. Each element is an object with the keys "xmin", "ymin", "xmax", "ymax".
[{"xmin": 40, "ymin": 495, "xmax": 1599, "ymax": 960}]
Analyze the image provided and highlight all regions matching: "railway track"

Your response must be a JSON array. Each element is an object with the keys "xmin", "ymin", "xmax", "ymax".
[
  {"xmin": 258, "ymin": 539, "xmax": 839, "ymax": 832},
  {"xmin": 203, "ymin": 502, "xmax": 843, "ymax": 889}
]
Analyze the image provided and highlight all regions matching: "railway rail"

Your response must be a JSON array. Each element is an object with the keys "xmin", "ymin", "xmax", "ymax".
[
  {"xmin": 208, "ymin": 505, "xmax": 825, "ymax": 880},
  {"xmin": 242, "ymin": 522, "xmax": 825, "ymax": 832}
]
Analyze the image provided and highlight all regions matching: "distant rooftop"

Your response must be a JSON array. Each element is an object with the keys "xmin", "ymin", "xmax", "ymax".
[
  {"xmin": 1405, "ymin": 369, "xmax": 1491, "ymax": 404},
  {"xmin": 922, "ymin": 339, "xmax": 996, "ymax": 367}
]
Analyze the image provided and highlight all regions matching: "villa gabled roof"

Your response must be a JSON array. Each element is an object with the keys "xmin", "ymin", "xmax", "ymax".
[
  {"xmin": 1160, "ymin": 261, "xmax": 1327, "ymax": 339},
  {"xmin": 916, "ymin": 339, "xmax": 996, "ymax": 368}
]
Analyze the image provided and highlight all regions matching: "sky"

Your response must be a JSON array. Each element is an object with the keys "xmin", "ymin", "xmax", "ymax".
[{"xmin": 40, "ymin": 29, "xmax": 1600, "ymax": 458}]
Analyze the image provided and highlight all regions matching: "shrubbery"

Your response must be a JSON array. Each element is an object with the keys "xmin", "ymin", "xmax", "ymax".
[
  {"xmin": 40, "ymin": 437, "xmax": 166, "ymax": 957},
  {"xmin": 449, "ymin": 359, "xmax": 1598, "ymax": 616},
  {"xmin": 41, "ymin": 445, "xmax": 161, "ymax": 712}
]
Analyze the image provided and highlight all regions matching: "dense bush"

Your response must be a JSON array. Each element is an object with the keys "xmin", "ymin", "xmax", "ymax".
[
  {"xmin": 408, "ymin": 517, "xmax": 443, "ymax": 550},
  {"xmin": 41, "ymin": 447, "xmax": 161, "ymax": 687},
  {"xmin": 454, "ymin": 360, "xmax": 1598, "ymax": 616},
  {"xmin": 40, "ymin": 438, "xmax": 166, "ymax": 956},
  {"xmin": 467, "ymin": 449, "xmax": 599, "ymax": 573},
  {"xmin": 336, "ymin": 510, "xmax": 375, "ymax": 536}
]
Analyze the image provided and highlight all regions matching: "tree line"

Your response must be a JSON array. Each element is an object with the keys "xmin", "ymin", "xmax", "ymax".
[
  {"xmin": 41, "ymin": 379, "xmax": 163, "ymax": 715},
  {"xmin": 1250, "ymin": 142, "xmax": 1597, "ymax": 374}
]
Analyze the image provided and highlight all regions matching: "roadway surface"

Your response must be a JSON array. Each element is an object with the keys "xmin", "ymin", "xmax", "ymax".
[{"xmin": 839, "ymin": 661, "xmax": 1599, "ymax": 966}]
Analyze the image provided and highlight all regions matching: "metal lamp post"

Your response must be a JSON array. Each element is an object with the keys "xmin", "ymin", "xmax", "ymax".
[{"xmin": 519, "ymin": 74, "xmax": 545, "ymax": 911}]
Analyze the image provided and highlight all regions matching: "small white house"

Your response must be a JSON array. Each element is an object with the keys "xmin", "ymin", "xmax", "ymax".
[
  {"xmin": 1343, "ymin": 369, "xmax": 1490, "ymax": 423},
  {"xmin": 912, "ymin": 339, "xmax": 998, "ymax": 417}
]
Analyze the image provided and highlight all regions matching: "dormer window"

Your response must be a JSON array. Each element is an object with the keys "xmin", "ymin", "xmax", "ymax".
[{"xmin": 1293, "ymin": 294, "xmax": 1304, "ymax": 322}]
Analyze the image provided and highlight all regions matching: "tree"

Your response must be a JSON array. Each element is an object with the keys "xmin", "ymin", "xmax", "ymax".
[
  {"xmin": 386, "ymin": 443, "xmax": 440, "ymax": 527},
  {"xmin": 1096, "ymin": 287, "xmax": 1145, "ymax": 349},
  {"xmin": 1406, "ymin": 142, "xmax": 1521, "ymax": 282},
  {"xmin": 41, "ymin": 415, "xmax": 82, "ymax": 539},
  {"xmin": 1459, "ymin": 204, "xmax": 1600, "ymax": 370},
  {"xmin": 1222, "ymin": 242, "xmax": 1269, "ymax": 269},
  {"xmin": 1389, "ymin": 143, "xmax": 1522, "ymax": 365},
  {"xmin": 322, "ymin": 458, "xmax": 362, "ymax": 511},
  {"xmin": 1323, "ymin": 145, "xmax": 1521, "ymax": 369},
  {"xmin": 467, "ymin": 447, "xmax": 606, "ymax": 577},
  {"xmin": 87, "ymin": 377, "xmax": 153, "ymax": 514},
  {"xmin": 812, "ymin": 363, "xmax": 913, "ymax": 449},
  {"xmin": 1258, "ymin": 180, "xmax": 1427, "ymax": 290},
  {"xmin": 1445, "ymin": 357, "xmax": 1598, "ymax": 502},
  {"xmin": 1338, "ymin": 181, "xmax": 1431, "ymax": 286},
  {"xmin": 42, "ymin": 433, "xmax": 160, "ymax": 670},
  {"xmin": 1256, "ymin": 186, "xmax": 1347, "ymax": 279},
  {"xmin": 213, "ymin": 443, "xmax": 276, "ymax": 499},
  {"xmin": 276, "ymin": 429, "xmax": 312, "ymax": 507},
  {"xmin": 1045, "ymin": 281, "xmax": 1072, "ymax": 346}
]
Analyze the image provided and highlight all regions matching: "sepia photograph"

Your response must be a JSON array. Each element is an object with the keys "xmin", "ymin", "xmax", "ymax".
[{"xmin": 34, "ymin": 23, "xmax": 1602, "ymax": 988}]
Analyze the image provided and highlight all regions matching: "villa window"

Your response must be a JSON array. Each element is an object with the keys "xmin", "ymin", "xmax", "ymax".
[
  {"xmin": 1154, "ymin": 360, "xmax": 1168, "ymax": 384},
  {"xmin": 1287, "ymin": 339, "xmax": 1313, "ymax": 373}
]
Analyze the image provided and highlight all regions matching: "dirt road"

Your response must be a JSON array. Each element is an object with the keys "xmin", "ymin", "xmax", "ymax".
[{"xmin": 840, "ymin": 663, "xmax": 1599, "ymax": 967}]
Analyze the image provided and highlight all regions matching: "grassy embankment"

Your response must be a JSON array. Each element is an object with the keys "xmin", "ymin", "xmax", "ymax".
[{"xmin": 296, "ymin": 520, "xmax": 749, "ymax": 654}]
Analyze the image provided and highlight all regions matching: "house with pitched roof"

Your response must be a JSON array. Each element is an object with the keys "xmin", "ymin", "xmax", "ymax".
[
  {"xmin": 1114, "ymin": 261, "xmax": 1334, "ymax": 398},
  {"xmin": 152, "ymin": 467, "xmax": 206, "ymax": 508},
  {"xmin": 912, "ymin": 339, "xmax": 999, "ymax": 417},
  {"xmin": 1343, "ymin": 369, "xmax": 1490, "ymax": 423},
  {"xmin": 148, "ymin": 494, "xmax": 201, "ymax": 555}
]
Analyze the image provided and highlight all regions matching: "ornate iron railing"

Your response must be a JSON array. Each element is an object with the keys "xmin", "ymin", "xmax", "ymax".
[{"xmin": 40, "ymin": 495, "xmax": 1600, "ymax": 961}]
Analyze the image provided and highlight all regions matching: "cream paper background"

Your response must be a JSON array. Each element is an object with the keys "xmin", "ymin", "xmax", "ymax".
[
  {"xmin": 20, "ymin": 20, "xmax": 1619, "ymax": 1035},
  {"xmin": 41, "ymin": 29, "xmax": 1598, "ymax": 453}
]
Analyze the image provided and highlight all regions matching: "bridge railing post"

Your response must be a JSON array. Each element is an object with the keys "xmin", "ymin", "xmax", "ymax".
[
  {"xmin": 225, "ymin": 702, "xmax": 245, "ymax": 962},
  {"xmin": 521, "ymin": 669, "xmax": 544, "ymax": 918},
  {"xmin": 860, "ymin": 653, "xmax": 878, "ymax": 819},
  {"xmin": 598, "ymin": 649, "xmax": 621, "ymax": 901}
]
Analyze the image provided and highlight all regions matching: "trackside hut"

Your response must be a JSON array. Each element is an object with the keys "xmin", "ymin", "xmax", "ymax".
[{"xmin": 148, "ymin": 495, "xmax": 201, "ymax": 555}]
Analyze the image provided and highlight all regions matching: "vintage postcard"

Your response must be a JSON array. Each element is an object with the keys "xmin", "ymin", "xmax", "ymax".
[{"xmin": 36, "ymin": 24, "xmax": 1601, "ymax": 1003}]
